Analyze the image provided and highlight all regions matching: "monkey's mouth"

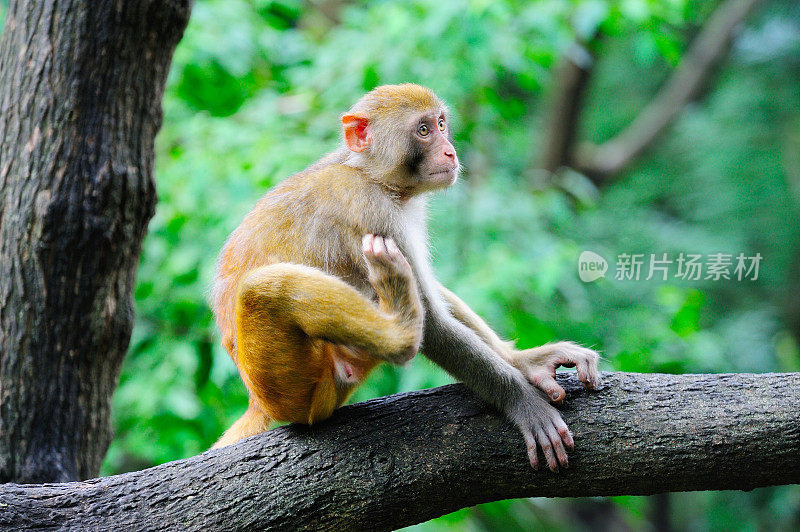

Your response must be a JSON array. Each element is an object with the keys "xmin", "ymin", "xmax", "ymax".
[{"xmin": 429, "ymin": 168, "xmax": 457, "ymax": 177}]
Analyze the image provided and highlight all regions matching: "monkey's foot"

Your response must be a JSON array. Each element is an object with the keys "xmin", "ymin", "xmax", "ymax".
[
  {"xmin": 362, "ymin": 234, "xmax": 415, "ymax": 298},
  {"xmin": 362, "ymin": 234, "xmax": 422, "ymax": 364},
  {"xmin": 511, "ymin": 341, "xmax": 600, "ymax": 404}
]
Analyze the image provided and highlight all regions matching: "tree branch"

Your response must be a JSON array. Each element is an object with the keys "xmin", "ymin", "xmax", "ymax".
[
  {"xmin": 540, "ymin": 42, "xmax": 596, "ymax": 174},
  {"xmin": 574, "ymin": 0, "xmax": 761, "ymax": 180},
  {"xmin": 2, "ymin": 372, "xmax": 798, "ymax": 530}
]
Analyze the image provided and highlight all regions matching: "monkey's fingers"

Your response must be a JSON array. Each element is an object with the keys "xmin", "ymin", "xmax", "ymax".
[
  {"xmin": 522, "ymin": 342, "xmax": 601, "ymax": 390},
  {"xmin": 363, "ymin": 234, "xmax": 390, "ymax": 273},
  {"xmin": 523, "ymin": 367, "xmax": 567, "ymax": 404},
  {"xmin": 522, "ymin": 430, "xmax": 540, "ymax": 470},
  {"xmin": 541, "ymin": 411, "xmax": 573, "ymax": 471},
  {"xmin": 524, "ymin": 421, "xmax": 569, "ymax": 472},
  {"xmin": 547, "ymin": 426, "xmax": 569, "ymax": 469},
  {"xmin": 538, "ymin": 430, "xmax": 559, "ymax": 472},
  {"xmin": 362, "ymin": 233, "xmax": 412, "ymax": 278},
  {"xmin": 384, "ymin": 237, "xmax": 411, "ymax": 268},
  {"xmin": 565, "ymin": 345, "xmax": 601, "ymax": 389},
  {"xmin": 552, "ymin": 413, "xmax": 574, "ymax": 450},
  {"xmin": 362, "ymin": 234, "xmax": 387, "ymax": 262},
  {"xmin": 583, "ymin": 354, "xmax": 601, "ymax": 388},
  {"xmin": 379, "ymin": 237, "xmax": 410, "ymax": 270},
  {"xmin": 362, "ymin": 234, "xmax": 375, "ymax": 256},
  {"xmin": 372, "ymin": 235, "xmax": 387, "ymax": 257},
  {"xmin": 515, "ymin": 397, "xmax": 573, "ymax": 471}
]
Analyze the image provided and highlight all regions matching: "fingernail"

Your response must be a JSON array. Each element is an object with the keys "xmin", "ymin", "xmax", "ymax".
[{"xmin": 551, "ymin": 392, "xmax": 560, "ymax": 401}]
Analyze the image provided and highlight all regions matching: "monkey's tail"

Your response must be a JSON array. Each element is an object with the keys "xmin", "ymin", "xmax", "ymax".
[{"xmin": 211, "ymin": 404, "xmax": 271, "ymax": 449}]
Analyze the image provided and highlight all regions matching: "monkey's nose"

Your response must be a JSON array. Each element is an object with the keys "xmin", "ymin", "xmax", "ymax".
[{"xmin": 443, "ymin": 147, "xmax": 455, "ymax": 160}]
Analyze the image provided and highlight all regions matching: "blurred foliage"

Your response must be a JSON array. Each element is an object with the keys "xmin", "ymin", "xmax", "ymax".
[{"xmin": 3, "ymin": 0, "xmax": 798, "ymax": 529}]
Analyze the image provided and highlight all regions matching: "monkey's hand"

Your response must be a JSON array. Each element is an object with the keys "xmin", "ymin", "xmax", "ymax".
[
  {"xmin": 362, "ymin": 234, "xmax": 423, "ymax": 364},
  {"xmin": 510, "ymin": 388, "xmax": 574, "ymax": 471},
  {"xmin": 510, "ymin": 341, "xmax": 600, "ymax": 404}
]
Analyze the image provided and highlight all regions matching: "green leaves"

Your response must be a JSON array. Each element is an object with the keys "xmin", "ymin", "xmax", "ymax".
[{"xmin": 96, "ymin": 0, "xmax": 800, "ymax": 528}]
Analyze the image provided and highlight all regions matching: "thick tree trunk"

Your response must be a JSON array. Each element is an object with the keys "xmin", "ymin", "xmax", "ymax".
[
  {"xmin": 0, "ymin": 0, "xmax": 192, "ymax": 483},
  {"xmin": 0, "ymin": 373, "xmax": 798, "ymax": 531}
]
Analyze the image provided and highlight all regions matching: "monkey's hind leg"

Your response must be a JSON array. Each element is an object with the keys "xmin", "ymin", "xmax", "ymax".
[
  {"xmin": 211, "ymin": 404, "xmax": 271, "ymax": 449},
  {"xmin": 237, "ymin": 248, "xmax": 422, "ymax": 370},
  {"xmin": 224, "ymin": 238, "xmax": 422, "ymax": 443}
]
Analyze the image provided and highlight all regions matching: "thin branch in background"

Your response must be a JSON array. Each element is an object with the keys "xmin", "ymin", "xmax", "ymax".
[
  {"xmin": 574, "ymin": 0, "xmax": 763, "ymax": 180},
  {"xmin": 537, "ymin": 0, "xmax": 762, "ymax": 185},
  {"xmin": 540, "ymin": 41, "xmax": 596, "ymax": 175}
]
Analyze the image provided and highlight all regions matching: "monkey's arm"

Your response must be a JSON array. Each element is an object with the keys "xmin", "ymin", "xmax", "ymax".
[
  {"xmin": 421, "ymin": 294, "xmax": 572, "ymax": 471},
  {"xmin": 438, "ymin": 283, "xmax": 600, "ymax": 403},
  {"xmin": 438, "ymin": 282, "xmax": 515, "ymax": 360}
]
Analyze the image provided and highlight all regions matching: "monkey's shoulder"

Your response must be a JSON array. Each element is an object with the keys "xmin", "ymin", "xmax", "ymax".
[
  {"xmin": 231, "ymin": 155, "xmax": 415, "ymax": 275},
  {"xmin": 299, "ymin": 161, "xmax": 374, "ymax": 199},
  {"xmin": 264, "ymin": 161, "xmax": 391, "ymax": 226},
  {"xmin": 229, "ymin": 166, "xmax": 366, "ymax": 264}
]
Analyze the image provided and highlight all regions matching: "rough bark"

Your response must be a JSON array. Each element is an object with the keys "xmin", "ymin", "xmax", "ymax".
[
  {"xmin": 1, "ymin": 372, "xmax": 798, "ymax": 531},
  {"xmin": 0, "ymin": 0, "xmax": 192, "ymax": 483}
]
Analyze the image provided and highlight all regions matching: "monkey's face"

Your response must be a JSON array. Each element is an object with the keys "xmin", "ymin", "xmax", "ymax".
[
  {"xmin": 341, "ymin": 84, "xmax": 461, "ymax": 196},
  {"xmin": 401, "ymin": 110, "xmax": 460, "ymax": 193}
]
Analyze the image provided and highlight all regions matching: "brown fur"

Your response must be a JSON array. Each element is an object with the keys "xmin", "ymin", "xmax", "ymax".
[
  {"xmin": 211, "ymin": 85, "xmax": 598, "ymax": 473},
  {"xmin": 211, "ymin": 89, "xmax": 435, "ymax": 446}
]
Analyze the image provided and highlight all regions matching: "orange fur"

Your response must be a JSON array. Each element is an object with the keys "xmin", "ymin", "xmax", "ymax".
[
  {"xmin": 212, "ymin": 404, "xmax": 271, "ymax": 449},
  {"xmin": 211, "ymin": 86, "xmax": 440, "ymax": 447},
  {"xmin": 211, "ymin": 85, "xmax": 600, "ymax": 474}
]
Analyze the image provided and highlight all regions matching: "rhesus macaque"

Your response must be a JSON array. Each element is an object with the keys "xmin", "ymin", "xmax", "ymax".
[{"xmin": 212, "ymin": 84, "xmax": 599, "ymax": 471}]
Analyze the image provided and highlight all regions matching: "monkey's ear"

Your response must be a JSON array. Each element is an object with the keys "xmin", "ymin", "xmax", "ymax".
[{"xmin": 342, "ymin": 114, "xmax": 371, "ymax": 152}]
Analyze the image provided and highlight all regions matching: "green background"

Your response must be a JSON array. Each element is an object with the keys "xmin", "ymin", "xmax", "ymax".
[{"xmin": 3, "ymin": 0, "xmax": 799, "ymax": 529}]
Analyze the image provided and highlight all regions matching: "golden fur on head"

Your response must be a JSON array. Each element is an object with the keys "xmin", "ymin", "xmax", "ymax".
[{"xmin": 347, "ymin": 84, "xmax": 444, "ymax": 119}]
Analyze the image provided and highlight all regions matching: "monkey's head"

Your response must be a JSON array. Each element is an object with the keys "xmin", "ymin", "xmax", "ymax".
[{"xmin": 341, "ymin": 84, "xmax": 460, "ymax": 196}]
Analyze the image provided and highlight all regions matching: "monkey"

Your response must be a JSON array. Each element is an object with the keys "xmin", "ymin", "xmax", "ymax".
[{"xmin": 211, "ymin": 83, "xmax": 600, "ymax": 471}]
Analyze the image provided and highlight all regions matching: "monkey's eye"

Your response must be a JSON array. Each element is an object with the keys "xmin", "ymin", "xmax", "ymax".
[
  {"xmin": 438, "ymin": 118, "xmax": 446, "ymax": 132},
  {"xmin": 418, "ymin": 124, "xmax": 429, "ymax": 137}
]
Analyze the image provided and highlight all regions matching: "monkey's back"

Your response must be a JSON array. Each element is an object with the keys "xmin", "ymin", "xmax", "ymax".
[{"xmin": 212, "ymin": 156, "xmax": 399, "ymax": 359}]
